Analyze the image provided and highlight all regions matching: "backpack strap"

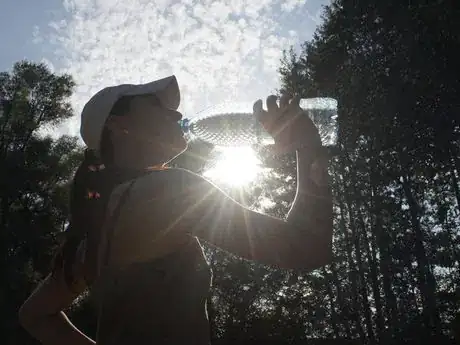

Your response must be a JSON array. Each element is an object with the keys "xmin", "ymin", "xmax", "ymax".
[{"xmin": 100, "ymin": 180, "xmax": 137, "ymax": 272}]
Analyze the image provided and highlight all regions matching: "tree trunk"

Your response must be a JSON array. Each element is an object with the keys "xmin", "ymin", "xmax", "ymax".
[
  {"xmin": 323, "ymin": 267, "xmax": 342, "ymax": 338},
  {"xmin": 369, "ymin": 167, "xmax": 399, "ymax": 337},
  {"xmin": 357, "ymin": 204, "xmax": 384, "ymax": 342},
  {"xmin": 343, "ymin": 187, "xmax": 376, "ymax": 344},
  {"xmin": 449, "ymin": 149, "xmax": 460, "ymax": 213},
  {"xmin": 400, "ymin": 176, "xmax": 439, "ymax": 332},
  {"xmin": 364, "ymin": 152, "xmax": 384, "ymax": 340},
  {"xmin": 451, "ymin": 168, "xmax": 460, "ymax": 214},
  {"xmin": 330, "ymin": 260, "xmax": 353, "ymax": 338},
  {"xmin": 337, "ymin": 181, "xmax": 366, "ymax": 341}
]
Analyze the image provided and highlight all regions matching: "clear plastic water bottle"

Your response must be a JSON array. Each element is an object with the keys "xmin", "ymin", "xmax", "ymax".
[{"xmin": 180, "ymin": 98, "xmax": 338, "ymax": 148}]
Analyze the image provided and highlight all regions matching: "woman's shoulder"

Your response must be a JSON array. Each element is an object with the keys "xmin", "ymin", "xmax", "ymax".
[
  {"xmin": 106, "ymin": 168, "xmax": 185, "ymax": 202},
  {"xmin": 108, "ymin": 168, "xmax": 213, "ymax": 211},
  {"xmin": 131, "ymin": 168, "xmax": 206, "ymax": 193}
]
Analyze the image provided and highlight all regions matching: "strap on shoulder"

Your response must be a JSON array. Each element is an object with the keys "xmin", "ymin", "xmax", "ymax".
[{"xmin": 101, "ymin": 180, "xmax": 137, "ymax": 270}]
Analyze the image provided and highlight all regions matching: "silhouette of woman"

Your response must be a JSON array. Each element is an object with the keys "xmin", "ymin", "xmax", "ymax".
[{"xmin": 19, "ymin": 76, "xmax": 333, "ymax": 345}]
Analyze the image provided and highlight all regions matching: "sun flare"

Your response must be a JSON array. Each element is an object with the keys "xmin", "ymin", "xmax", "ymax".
[{"xmin": 203, "ymin": 147, "xmax": 263, "ymax": 187}]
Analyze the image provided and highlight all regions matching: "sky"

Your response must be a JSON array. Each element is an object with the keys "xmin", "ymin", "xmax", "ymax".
[{"xmin": 0, "ymin": 0, "xmax": 330, "ymax": 138}]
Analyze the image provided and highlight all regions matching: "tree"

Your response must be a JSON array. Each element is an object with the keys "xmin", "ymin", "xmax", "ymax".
[
  {"xmin": 277, "ymin": 0, "xmax": 460, "ymax": 343},
  {"xmin": 0, "ymin": 61, "xmax": 83, "ymax": 345}
]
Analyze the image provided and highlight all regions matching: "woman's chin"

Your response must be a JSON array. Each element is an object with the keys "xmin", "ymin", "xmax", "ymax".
[{"xmin": 161, "ymin": 139, "xmax": 188, "ymax": 162}]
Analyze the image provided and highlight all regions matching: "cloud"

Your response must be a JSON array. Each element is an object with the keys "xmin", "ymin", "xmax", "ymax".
[
  {"xmin": 281, "ymin": 0, "xmax": 307, "ymax": 12},
  {"xmin": 39, "ymin": 0, "xmax": 327, "ymax": 137}
]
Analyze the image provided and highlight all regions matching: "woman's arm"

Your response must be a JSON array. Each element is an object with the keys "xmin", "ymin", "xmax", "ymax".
[
  {"xmin": 108, "ymin": 95, "xmax": 333, "ymax": 271},
  {"xmin": 169, "ymin": 146, "xmax": 333, "ymax": 271},
  {"xmin": 18, "ymin": 258, "xmax": 94, "ymax": 345}
]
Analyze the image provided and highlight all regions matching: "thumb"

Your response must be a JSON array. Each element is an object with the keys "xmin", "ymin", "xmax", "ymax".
[
  {"xmin": 253, "ymin": 99, "xmax": 265, "ymax": 122},
  {"xmin": 253, "ymin": 99, "xmax": 263, "ymax": 113}
]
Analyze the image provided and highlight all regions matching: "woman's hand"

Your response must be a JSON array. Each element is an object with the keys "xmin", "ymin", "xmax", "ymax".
[{"xmin": 253, "ymin": 93, "xmax": 322, "ymax": 155}]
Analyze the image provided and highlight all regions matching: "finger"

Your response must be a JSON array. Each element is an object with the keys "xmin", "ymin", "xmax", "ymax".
[
  {"xmin": 279, "ymin": 92, "xmax": 290, "ymax": 109},
  {"xmin": 271, "ymin": 96, "xmax": 303, "ymax": 136},
  {"xmin": 253, "ymin": 99, "xmax": 265, "ymax": 121},
  {"xmin": 286, "ymin": 95, "xmax": 303, "ymax": 117},
  {"xmin": 266, "ymin": 95, "xmax": 279, "ymax": 113},
  {"xmin": 253, "ymin": 99, "xmax": 263, "ymax": 113},
  {"xmin": 289, "ymin": 95, "xmax": 301, "ymax": 108}
]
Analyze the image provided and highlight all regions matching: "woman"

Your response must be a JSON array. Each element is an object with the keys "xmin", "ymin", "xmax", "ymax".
[{"xmin": 18, "ymin": 75, "xmax": 333, "ymax": 345}]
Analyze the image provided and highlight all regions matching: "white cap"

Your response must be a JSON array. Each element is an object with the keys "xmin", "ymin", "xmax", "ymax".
[{"xmin": 80, "ymin": 75, "xmax": 180, "ymax": 152}]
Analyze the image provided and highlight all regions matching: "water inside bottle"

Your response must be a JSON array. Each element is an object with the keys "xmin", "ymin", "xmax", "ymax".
[
  {"xmin": 180, "ymin": 98, "xmax": 338, "ymax": 148},
  {"xmin": 299, "ymin": 98, "xmax": 339, "ymax": 147}
]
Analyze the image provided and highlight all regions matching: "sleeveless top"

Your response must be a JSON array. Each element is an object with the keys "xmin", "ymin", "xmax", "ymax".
[
  {"xmin": 95, "ymin": 241, "xmax": 213, "ymax": 345},
  {"xmin": 82, "ymin": 169, "xmax": 213, "ymax": 345}
]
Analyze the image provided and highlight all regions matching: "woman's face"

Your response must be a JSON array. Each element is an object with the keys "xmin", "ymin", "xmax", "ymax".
[{"xmin": 106, "ymin": 94, "xmax": 188, "ymax": 168}]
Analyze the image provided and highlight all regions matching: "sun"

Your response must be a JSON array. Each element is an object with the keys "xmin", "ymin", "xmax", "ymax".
[{"xmin": 203, "ymin": 146, "xmax": 263, "ymax": 187}]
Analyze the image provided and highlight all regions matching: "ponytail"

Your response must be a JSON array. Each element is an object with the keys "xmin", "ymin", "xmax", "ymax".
[
  {"xmin": 53, "ymin": 150, "xmax": 147, "ymax": 289},
  {"xmin": 52, "ymin": 149, "xmax": 110, "ymax": 287}
]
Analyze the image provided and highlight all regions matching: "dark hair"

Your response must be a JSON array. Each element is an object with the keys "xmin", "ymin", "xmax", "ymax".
[{"xmin": 52, "ymin": 96, "xmax": 143, "ymax": 289}]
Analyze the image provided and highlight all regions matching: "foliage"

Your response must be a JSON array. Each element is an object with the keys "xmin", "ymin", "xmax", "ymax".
[{"xmin": 0, "ymin": 61, "xmax": 83, "ymax": 345}]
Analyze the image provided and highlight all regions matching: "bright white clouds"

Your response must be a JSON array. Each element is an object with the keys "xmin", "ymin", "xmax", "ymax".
[
  {"xmin": 281, "ymin": 0, "xmax": 307, "ymax": 12},
  {"xmin": 37, "ymin": 0, "xmax": 327, "ymax": 137}
]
